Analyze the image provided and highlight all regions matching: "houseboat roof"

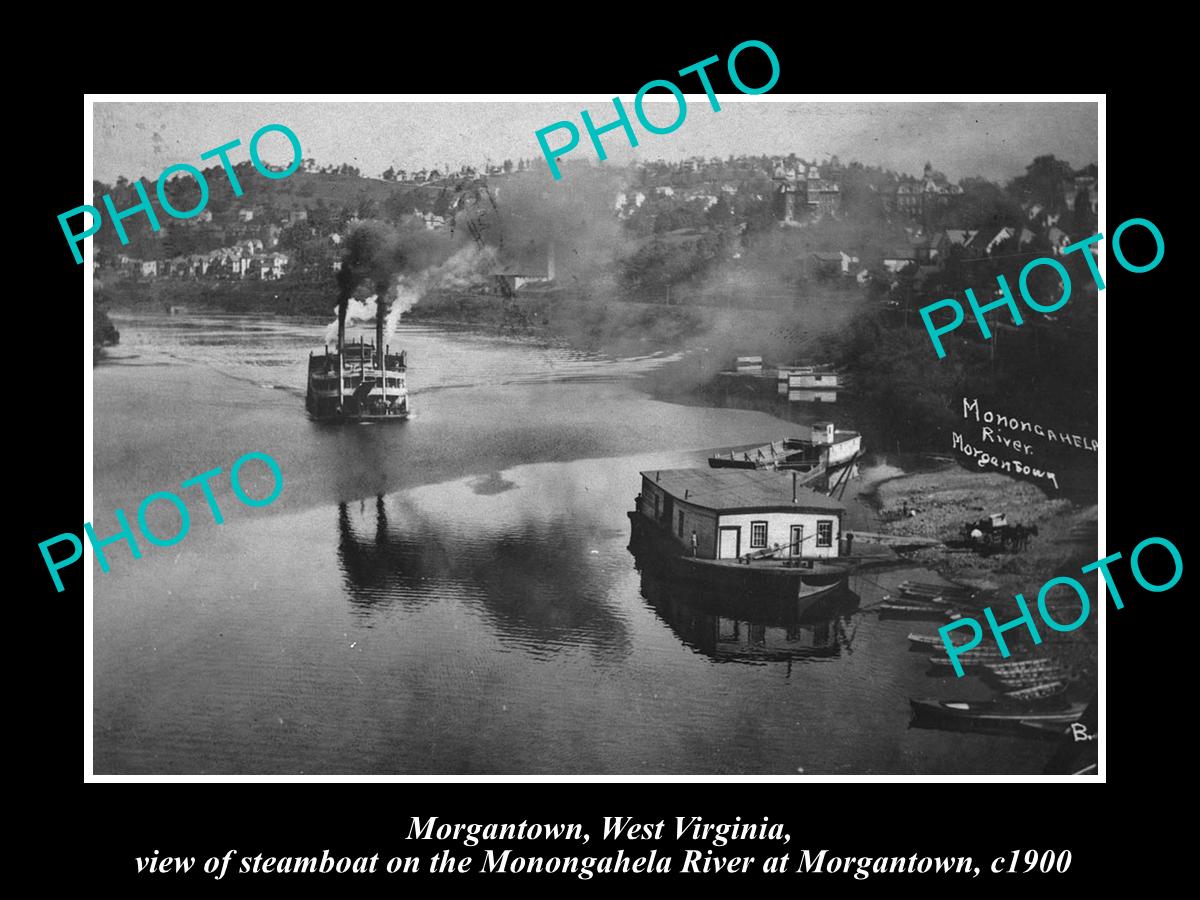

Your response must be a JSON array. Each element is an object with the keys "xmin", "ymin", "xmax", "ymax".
[{"xmin": 640, "ymin": 468, "xmax": 847, "ymax": 515}]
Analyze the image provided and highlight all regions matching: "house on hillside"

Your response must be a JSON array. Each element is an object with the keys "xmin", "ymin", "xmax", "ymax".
[
  {"xmin": 976, "ymin": 226, "xmax": 1017, "ymax": 256},
  {"xmin": 809, "ymin": 251, "xmax": 858, "ymax": 278},
  {"xmin": 250, "ymin": 252, "xmax": 289, "ymax": 280},
  {"xmin": 882, "ymin": 248, "xmax": 918, "ymax": 274},
  {"xmin": 805, "ymin": 174, "xmax": 840, "ymax": 214},
  {"xmin": 1046, "ymin": 226, "xmax": 1071, "ymax": 255},
  {"xmin": 942, "ymin": 229, "xmax": 979, "ymax": 252},
  {"xmin": 493, "ymin": 245, "xmax": 556, "ymax": 294}
]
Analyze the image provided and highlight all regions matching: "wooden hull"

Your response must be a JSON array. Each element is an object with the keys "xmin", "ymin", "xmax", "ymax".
[
  {"xmin": 898, "ymin": 581, "xmax": 977, "ymax": 602},
  {"xmin": 879, "ymin": 603, "xmax": 955, "ymax": 620},
  {"xmin": 909, "ymin": 699, "xmax": 1087, "ymax": 737},
  {"xmin": 308, "ymin": 410, "xmax": 411, "ymax": 424},
  {"xmin": 628, "ymin": 511, "xmax": 850, "ymax": 605}
]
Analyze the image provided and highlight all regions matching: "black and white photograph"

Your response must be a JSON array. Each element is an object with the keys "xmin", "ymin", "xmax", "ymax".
[{"xmin": 84, "ymin": 97, "xmax": 1102, "ymax": 776}]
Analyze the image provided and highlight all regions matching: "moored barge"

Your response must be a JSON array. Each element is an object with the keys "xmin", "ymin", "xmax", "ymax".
[
  {"xmin": 628, "ymin": 467, "xmax": 855, "ymax": 606},
  {"xmin": 709, "ymin": 422, "xmax": 861, "ymax": 473}
]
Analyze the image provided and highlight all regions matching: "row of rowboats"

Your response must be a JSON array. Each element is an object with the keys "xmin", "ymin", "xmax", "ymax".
[{"xmin": 895, "ymin": 579, "xmax": 1093, "ymax": 741}]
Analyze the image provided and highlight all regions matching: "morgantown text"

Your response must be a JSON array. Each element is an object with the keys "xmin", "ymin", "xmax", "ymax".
[
  {"xmin": 939, "ymin": 535, "xmax": 1182, "ymax": 676},
  {"xmin": 59, "ymin": 124, "xmax": 302, "ymax": 264},
  {"xmin": 39, "ymin": 451, "xmax": 284, "ymax": 592},
  {"xmin": 405, "ymin": 815, "xmax": 787, "ymax": 846},
  {"xmin": 951, "ymin": 433, "xmax": 1058, "ymax": 489},
  {"xmin": 535, "ymin": 40, "xmax": 779, "ymax": 180},
  {"xmin": 920, "ymin": 217, "xmax": 1164, "ymax": 359}
]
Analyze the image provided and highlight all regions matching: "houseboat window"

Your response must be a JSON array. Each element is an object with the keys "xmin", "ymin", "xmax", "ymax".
[
  {"xmin": 750, "ymin": 521, "xmax": 768, "ymax": 548},
  {"xmin": 678, "ymin": 510, "xmax": 685, "ymax": 538},
  {"xmin": 817, "ymin": 520, "xmax": 833, "ymax": 547}
]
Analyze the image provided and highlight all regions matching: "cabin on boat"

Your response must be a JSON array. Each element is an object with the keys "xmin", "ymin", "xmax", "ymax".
[
  {"xmin": 636, "ymin": 468, "xmax": 846, "ymax": 561},
  {"xmin": 788, "ymin": 388, "xmax": 839, "ymax": 403},
  {"xmin": 808, "ymin": 422, "xmax": 862, "ymax": 467},
  {"xmin": 788, "ymin": 369, "xmax": 840, "ymax": 389},
  {"xmin": 736, "ymin": 356, "xmax": 764, "ymax": 373}
]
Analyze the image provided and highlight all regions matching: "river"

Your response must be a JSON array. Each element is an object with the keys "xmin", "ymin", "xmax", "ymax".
[{"xmin": 92, "ymin": 312, "xmax": 1049, "ymax": 774}]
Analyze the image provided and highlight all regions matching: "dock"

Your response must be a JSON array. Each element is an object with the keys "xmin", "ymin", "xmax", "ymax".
[{"xmin": 844, "ymin": 531, "xmax": 944, "ymax": 549}]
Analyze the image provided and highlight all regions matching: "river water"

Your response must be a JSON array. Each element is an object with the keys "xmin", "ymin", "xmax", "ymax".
[{"xmin": 92, "ymin": 312, "xmax": 1048, "ymax": 775}]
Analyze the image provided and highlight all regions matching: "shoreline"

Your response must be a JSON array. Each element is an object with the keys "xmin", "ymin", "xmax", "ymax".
[{"xmin": 861, "ymin": 458, "xmax": 1098, "ymax": 597}]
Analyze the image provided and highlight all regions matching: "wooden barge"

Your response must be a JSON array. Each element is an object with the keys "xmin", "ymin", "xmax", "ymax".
[{"xmin": 628, "ymin": 467, "xmax": 857, "ymax": 606}]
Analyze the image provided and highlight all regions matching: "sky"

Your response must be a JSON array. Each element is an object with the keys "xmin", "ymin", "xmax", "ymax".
[{"xmin": 93, "ymin": 100, "xmax": 1098, "ymax": 186}]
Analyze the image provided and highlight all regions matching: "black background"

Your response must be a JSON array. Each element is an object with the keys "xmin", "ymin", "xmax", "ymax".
[{"xmin": 25, "ymin": 26, "xmax": 1181, "ymax": 894}]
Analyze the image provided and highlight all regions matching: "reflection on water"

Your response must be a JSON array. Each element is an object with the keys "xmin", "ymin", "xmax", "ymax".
[
  {"xmin": 335, "ymin": 494, "xmax": 632, "ymax": 662},
  {"xmin": 638, "ymin": 566, "xmax": 860, "ymax": 667}
]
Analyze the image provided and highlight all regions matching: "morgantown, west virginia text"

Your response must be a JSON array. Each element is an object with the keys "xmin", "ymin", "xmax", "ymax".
[{"xmin": 405, "ymin": 816, "xmax": 789, "ymax": 847}]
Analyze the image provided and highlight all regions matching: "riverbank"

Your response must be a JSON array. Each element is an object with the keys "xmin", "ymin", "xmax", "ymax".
[{"xmin": 867, "ymin": 460, "xmax": 1098, "ymax": 596}]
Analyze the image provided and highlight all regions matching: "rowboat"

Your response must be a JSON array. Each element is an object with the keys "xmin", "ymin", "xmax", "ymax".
[
  {"xmin": 1003, "ymin": 681, "xmax": 1069, "ymax": 701},
  {"xmin": 985, "ymin": 658, "xmax": 1065, "ymax": 676},
  {"xmin": 985, "ymin": 663, "xmax": 1089, "ymax": 690},
  {"xmin": 927, "ymin": 650, "xmax": 1024, "ymax": 670},
  {"xmin": 910, "ymin": 698, "xmax": 1087, "ymax": 725},
  {"xmin": 898, "ymin": 581, "xmax": 977, "ymax": 601},
  {"xmin": 907, "ymin": 632, "xmax": 948, "ymax": 647},
  {"xmin": 908, "ymin": 631, "xmax": 1027, "ymax": 653},
  {"xmin": 879, "ymin": 602, "xmax": 956, "ymax": 620},
  {"xmin": 991, "ymin": 673, "xmax": 1073, "ymax": 691},
  {"xmin": 926, "ymin": 656, "xmax": 988, "ymax": 672}
]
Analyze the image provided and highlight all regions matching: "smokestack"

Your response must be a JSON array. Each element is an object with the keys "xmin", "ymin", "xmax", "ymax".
[
  {"xmin": 376, "ymin": 301, "xmax": 384, "ymax": 366},
  {"xmin": 337, "ymin": 300, "xmax": 347, "ymax": 409},
  {"xmin": 375, "ymin": 284, "xmax": 387, "ymax": 408}
]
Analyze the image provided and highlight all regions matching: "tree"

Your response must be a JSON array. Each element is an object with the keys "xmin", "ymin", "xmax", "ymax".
[
  {"xmin": 740, "ymin": 196, "xmax": 777, "ymax": 236},
  {"xmin": 705, "ymin": 195, "xmax": 735, "ymax": 227},
  {"xmin": 931, "ymin": 177, "xmax": 1021, "ymax": 230},
  {"xmin": 1008, "ymin": 155, "xmax": 1074, "ymax": 213},
  {"xmin": 355, "ymin": 194, "xmax": 380, "ymax": 220},
  {"xmin": 382, "ymin": 166, "xmax": 397, "ymax": 181},
  {"xmin": 432, "ymin": 188, "xmax": 454, "ymax": 217}
]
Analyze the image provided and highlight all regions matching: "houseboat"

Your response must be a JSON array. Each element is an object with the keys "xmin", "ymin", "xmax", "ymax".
[
  {"xmin": 306, "ymin": 334, "xmax": 410, "ymax": 422},
  {"xmin": 628, "ymin": 467, "xmax": 854, "ymax": 604},
  {"xmin": 776, "ymin": 364, "xmax": 838, "ymax": 395},
  {"xmin": 788, "ymin": 368, "xmax": 840, "ymax": 390},
  {"xmin": 785, "ymin": 367, "xmax": 842, "ymax": 402},
  {"xmin": 708, "ymin": 422, "xmax": 862, "ymax": 492}
]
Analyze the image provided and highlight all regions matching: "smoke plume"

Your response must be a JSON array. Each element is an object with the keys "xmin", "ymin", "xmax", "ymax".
[
  {"xmin": 325, "ymin": 223, "xmax": 496, "ymax": 343},
  {"xmin": 454, "ymin": 167, "xmax": 631, "ymax": 295}
]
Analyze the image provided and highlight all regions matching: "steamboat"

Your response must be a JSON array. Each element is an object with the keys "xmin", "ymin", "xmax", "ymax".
[{"xmin": 306, "ymin": 307, "xmax": 411, "ymax": 422}]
